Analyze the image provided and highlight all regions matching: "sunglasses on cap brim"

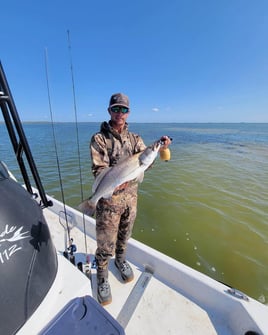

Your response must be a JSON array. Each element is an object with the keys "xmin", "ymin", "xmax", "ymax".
[{"xmin": 110, "ymin": 106, "xmax": 129, "ymax": 114}]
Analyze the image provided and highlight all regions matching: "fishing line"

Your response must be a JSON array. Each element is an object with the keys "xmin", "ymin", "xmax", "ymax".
[
  {"xmin": 44, "ymin": 48, "xmax": 71, "ymax": 245},
  {"xmin": 67, "ymin": 30, "xmax": 88, "ymax": 256}
]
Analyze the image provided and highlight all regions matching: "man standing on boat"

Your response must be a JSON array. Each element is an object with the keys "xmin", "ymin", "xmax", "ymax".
[{"xmin": 90, "ymin": 93, "xmax": 171, "ymax": 305}]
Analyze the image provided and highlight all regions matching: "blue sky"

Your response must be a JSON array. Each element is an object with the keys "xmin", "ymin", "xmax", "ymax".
[{"xmin": 1, "ymin": 0, "xmax": 268, "ymax": 123}]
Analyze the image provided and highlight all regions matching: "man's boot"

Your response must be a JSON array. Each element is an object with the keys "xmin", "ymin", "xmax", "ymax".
[
  {"xmin": 115, "ymin": 257, "xmax": 134, "ymax": 283},
  {"xmin": 97, "ymin": 266, "xmax": 112, "ymax": 305}
]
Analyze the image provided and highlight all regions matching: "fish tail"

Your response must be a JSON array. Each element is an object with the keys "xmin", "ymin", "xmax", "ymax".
[{"xmin": 78, "ymin": 199, "xmax": 96, "ymax": 217}]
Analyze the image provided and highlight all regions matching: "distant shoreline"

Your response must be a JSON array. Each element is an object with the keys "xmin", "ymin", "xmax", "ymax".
[{"xmin": 1, "ymin": 121, "xmax": 267, "ymax": 125}]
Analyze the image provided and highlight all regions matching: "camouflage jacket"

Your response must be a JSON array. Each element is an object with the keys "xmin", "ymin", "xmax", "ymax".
[{"xmin": 90, "ymin": 121, "xmax": 146, "ymax": 178}]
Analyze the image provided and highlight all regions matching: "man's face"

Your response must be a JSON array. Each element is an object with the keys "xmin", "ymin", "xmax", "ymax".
[{"xmin": 109, "ymin": 106, "xmax": 130, "ymax": 127}]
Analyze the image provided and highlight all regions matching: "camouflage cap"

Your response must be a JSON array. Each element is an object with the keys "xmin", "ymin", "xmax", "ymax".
[{"xmin": 109, "ymin": 93, "xmax": 129, "ymax": 108}]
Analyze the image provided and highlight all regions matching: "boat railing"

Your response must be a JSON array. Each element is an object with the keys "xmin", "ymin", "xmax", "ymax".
[{"xmin": 0, "ymin": 61, "xmax": 52, "ymax": 208}]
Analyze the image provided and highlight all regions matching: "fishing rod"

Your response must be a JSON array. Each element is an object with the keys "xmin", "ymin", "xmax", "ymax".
[
  {"xmin": 44, "ymin": 49, "xmax": 72, "ymax": 248},
  {"xmin": 0, "ymin": 61, "xmax": 53, "ymax": 208},
  {"xmin": 67, "ymin": 30, "xmax": 89, "ymax": 258}
]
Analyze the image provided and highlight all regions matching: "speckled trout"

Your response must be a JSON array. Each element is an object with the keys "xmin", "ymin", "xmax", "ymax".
[{"xmin": 78, "ymin": 141, "xmax": 161, "ymax": 217}]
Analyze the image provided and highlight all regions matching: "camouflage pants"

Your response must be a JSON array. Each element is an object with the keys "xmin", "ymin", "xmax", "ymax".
[{"xmin": 95, "ymin": 186, "xmax": 138, "ymax": 280}]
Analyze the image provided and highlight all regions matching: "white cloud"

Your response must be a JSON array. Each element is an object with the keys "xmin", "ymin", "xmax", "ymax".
[{"xmin": 152, "ymin": 107, "xmax": 159, "ymax": 112}]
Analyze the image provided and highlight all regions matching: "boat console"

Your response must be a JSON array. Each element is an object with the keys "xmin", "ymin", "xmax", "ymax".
[{"xmin": 0, "ymin": 161, "xmax": 58, "ymax": 334}]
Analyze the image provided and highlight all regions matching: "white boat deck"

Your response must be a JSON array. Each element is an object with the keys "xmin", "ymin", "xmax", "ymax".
[
  {"xmin": 38, "ymin": 200, "xmax": 266, "ymax": 335},
  {"xmin": 43, "ymin": 207, "xmax": 222, "ymax": 335}
]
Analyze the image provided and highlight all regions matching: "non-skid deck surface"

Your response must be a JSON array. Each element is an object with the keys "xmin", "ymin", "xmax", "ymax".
[{"xmin": 44, "ymin": 208, "xmax": 220, "ymax": 335}]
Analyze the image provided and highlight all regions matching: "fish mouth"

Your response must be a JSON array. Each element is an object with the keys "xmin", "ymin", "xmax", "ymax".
[{"xmin": 152, "ymin": 141, "xmax": 161, "ymax": 152}]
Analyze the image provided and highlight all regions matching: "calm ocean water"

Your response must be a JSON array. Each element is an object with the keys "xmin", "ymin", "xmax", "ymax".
[{"xmin": 1, "ymin": 122, "xmax": 268, "ymax": 303}]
